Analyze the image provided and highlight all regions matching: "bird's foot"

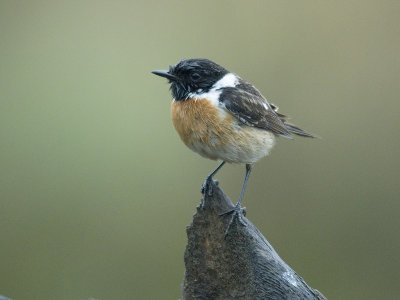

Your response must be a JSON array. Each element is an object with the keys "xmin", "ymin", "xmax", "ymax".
[
  {"xmin": 200, "ymin": 177, "xmax": 219, "ymax": 208},
  {"xmin": 220, "ymin": 203, "xmax": 247, "ymax": 237}
]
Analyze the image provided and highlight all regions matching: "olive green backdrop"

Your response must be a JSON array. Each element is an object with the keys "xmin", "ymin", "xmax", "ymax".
[{"xmin": 1, "ymin": 1, "xmax": 399, "ymax": 299}]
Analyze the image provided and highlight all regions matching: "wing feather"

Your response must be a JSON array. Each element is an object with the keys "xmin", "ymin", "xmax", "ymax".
[{"xmin": 219, "ymin": 82, "xmax": 292, "ymax": 137}]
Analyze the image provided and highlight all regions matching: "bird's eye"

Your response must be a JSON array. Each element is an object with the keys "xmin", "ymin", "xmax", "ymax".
[{"xmin": 190, "ymin": 72, "xmax": 201, "ymax": 81}]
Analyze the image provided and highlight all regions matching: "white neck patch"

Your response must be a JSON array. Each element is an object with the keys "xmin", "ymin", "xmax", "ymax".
[
  {"xmin": 212, "ymin": 73, "xmax": 239, "ymax": 90},
  {"xmin": 187, "ymin": 73, "xmax": 239, "ymax": 105}
]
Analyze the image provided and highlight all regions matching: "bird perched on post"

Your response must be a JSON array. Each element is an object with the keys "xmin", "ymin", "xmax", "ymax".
[{"xmin": 152, "ymin": 58, "xmax": 315, "ymax": 235}]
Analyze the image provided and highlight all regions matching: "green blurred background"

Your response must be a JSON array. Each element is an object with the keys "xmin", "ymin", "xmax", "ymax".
[{"xmin": 1, "ymin": 1, "xmax": 399, "ymax": 299}]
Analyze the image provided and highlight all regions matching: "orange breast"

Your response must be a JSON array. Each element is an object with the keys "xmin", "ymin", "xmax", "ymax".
[
  {"xmin": 171, "ymin": 98, "xmax": 275, "ymax": 163},
  {"xmin": 171, "ymin": 98, "xmax": 230, "ymax": 154}
]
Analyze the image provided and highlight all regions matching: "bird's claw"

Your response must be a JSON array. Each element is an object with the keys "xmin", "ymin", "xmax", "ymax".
[{"xmin": 220, "ymin": 205, "xmax": 247, "ymax": 237}]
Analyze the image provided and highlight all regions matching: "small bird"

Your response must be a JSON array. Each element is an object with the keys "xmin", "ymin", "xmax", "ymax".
[{"xmin": 152, "ymin": 58, "xmax": 315, "ymax": 235}]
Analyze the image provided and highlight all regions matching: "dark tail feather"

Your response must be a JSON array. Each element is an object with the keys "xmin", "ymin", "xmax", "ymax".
[{"xmin": 284, "ymin": 122, "xmax": 316, "ymax": 138}]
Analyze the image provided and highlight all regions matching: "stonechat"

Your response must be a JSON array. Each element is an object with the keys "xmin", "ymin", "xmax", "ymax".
[{"xmin": 152, "ymin": 58, "xmax": 315, "ymax": 235}]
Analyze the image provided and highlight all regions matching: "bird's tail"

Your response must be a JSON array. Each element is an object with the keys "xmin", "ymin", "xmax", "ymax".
[{"xmin": 284, "ymin": 122, "xmax": 316, "ymax": 138}]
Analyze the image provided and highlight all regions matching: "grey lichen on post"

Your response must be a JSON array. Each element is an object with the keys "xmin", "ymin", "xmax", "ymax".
[{"xmin": 182, "ymin": 180, "xmax": 326, "ymax": 300}]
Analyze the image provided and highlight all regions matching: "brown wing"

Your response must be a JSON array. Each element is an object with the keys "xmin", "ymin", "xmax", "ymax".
[
  {"xmin": 219, "ymin": 78, "xmax": 315, "ymax": 138},
  {"xmin": 219, "ymin": 85, "xmax": 292, "ymax": 137}
]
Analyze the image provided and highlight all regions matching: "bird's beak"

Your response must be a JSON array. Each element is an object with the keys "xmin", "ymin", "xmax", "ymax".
[{"xmin": 151, "ymin": 70, "xmax": 178, "ymax": 81}]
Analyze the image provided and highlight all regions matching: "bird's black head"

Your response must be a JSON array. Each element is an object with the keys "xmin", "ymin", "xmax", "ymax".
[{"xmin": 152, "ymin": 58, "xmax": 229, "ymax": 101}]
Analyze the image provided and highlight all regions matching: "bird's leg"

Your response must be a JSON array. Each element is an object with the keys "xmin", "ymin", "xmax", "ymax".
[
  {"xmin": 221, "ymin": 163, "xmax": 253, "ymax": 237},
  {"xmin": 201, "ymin": 161, "xmax": 226, "ymax": 208}
]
